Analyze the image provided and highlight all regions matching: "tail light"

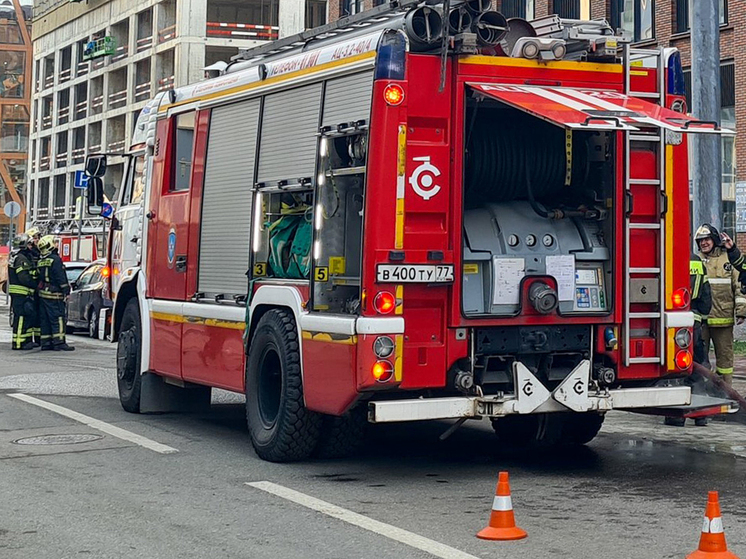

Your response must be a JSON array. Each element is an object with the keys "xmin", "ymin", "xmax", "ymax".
[
  {"xmin": 372, "ymin": 360, "xmax": 394, "ymax": 383},
  {"xmin": 675, "ymin": 350, "xmax": 692, "ymax": 370},
  {"xmin": 383, "ymin": 84, "xmax": 405, "ymax": 106},
  {"xmin": 373, "ymin": 291, "xmax": 396, "ymax": 314},
  {"xmin": 671, "ymin": 288, "xmax": 690, "ymax": 309}
]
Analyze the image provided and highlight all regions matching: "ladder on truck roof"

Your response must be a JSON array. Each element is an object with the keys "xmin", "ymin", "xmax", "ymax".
[{"xmin": 622, "ymin": 44, "xmax": 667, "ymax": 366}]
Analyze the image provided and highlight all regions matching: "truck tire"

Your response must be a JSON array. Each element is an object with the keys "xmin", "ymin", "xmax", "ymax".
[
  {"xmin": 314, "ymin": 406, "xmax": 367, "ymax": 459},
  {"xmin": 561, "ymin": 412, "xmax": 605, "ymax": 445},
  {"xmin": 245, "ymin": 309, "xmax": 320, "ymax": 462},
  {"xmin": 88, "ymin": 308, "xmax": 99, "ymax": 338},
  {"xmin": 117, "ymin": 299, "xmax": 142, "ymax": 413}
]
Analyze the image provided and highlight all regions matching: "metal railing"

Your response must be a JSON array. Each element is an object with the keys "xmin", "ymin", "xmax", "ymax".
[
  {"xmin": 157, "ymin": 75, "xmax": 174, "ymax": 92},
  {"xmin": 77, "ymin": 61, "xmax": 89, "ymax": 76},
  {"xmin": 112, "ymin": 44, "xmax": 129, "ymax": 63},
  {"xmin": 60, "ymin": 68, "xmax": 72, "ymax": 83},
  {"xmin": 75, "ymin": 100, "xmax": 88, "ymax": 119},
  {"xmin": 91, "ymin": 94, "xmax": 104, "ymax": 113},
  {"xmin": 44, "ymin": 74, "xmax": 54, "ymax": 89},
  {"xmin": 58, "ymin": 106, "xmax": 70, "ymax": 123},
  {"xmin": 108, "ymin": 89, "xmax": 128, "ymax": 108},
  {"xmin": 135, "ymin": 82, "xmax": 151, "ymax": 101},
  {"xmin": 136, "ymin": 35, "xmax": 153, "ymax": 52},
  {"xmin": 71, "ymin": 147, "xmax": 85, "ymax": 164},
  {"xmin": 55, "ymin": 152, "xmax": 68, "ymax": 167},
  {"xmin": 158, "ymin": 25, "xmax": 176, "ymax": 43},
  {"xmin": 206, "ymin": 21, "xmax": 279, "ymax": 40},
  {"xmin": 42, "ymin": 114, "xmax": 53, "ymax": 129},
  {"xmin": 40, "ymin": 156, "xmax": 51, "ymax": 171},
  {"xmin": 107, "ymin": 139, "xmax": 126, "ymax": 153}
]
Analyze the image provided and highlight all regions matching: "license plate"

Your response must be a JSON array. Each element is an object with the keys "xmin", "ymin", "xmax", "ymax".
[{"xmin": 376, "ymin": 264, "xmax": 454, "ymax": 283}]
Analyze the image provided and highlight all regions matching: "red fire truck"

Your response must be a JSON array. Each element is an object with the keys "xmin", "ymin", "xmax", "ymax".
[{"xmin": 87, "ymin": 3, "xmax": 734, "ymax": 462}]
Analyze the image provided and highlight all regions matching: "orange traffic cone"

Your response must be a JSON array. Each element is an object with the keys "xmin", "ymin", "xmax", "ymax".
[
  {"xmin": 477, "ymin": 471, "xmax": 528, "ymax": 541},
  {"xmin": 687, "ymin": 491, "xmax": 740, "ymax": 559}
]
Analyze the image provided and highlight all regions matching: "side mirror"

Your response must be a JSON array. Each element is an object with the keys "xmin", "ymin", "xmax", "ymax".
[
  {"xmin": 70, "ymin": 281, "xmax": 78, "ymax": 291},
  {"xmin": 85, "ymin": 154, "xmax": 107, "ymax": 178},
  {"xmin": 87, "ymin": 177, "xmax": 104, "ymax": 215}
]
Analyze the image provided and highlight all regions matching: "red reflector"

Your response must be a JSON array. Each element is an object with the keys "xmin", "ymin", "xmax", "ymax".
[
  {"xmin": 383, "ymin": 84, "xmax": 404, "ymax": 106},
  {"xmin": 672, "ymin": 287, "xmax": 690, "ymax": 309},
  {"xmin": 372, "ymin": 360, "xmax": 394, "ymax": 382},
  {"xmin": 675, "ymin": 350, "xmax": 692, "ymax": 370},
  {"xmin": 373, "ymin": 291, "xmax": 396, "ymax": 314}
]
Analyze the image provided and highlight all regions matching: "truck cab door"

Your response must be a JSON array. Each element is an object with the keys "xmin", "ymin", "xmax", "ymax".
[{"xmin": 145, "ymin": 110, "xmax": 200, "ymax": 379}]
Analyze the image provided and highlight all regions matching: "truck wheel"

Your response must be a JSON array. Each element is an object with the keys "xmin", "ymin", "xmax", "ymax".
[
  {"xmin": 314, "ymin": 406, "xmax": 367, "ymax": 459},
  {"xmin": 561, "ymin": 412, "xmax": 605, "ymax": 445},
  {"xmin": 245, "ymin": 309, "xmax": 320, "ymax": 462},
  {"xmin": 117, "ymin": 299, "xmax": 142, "ymax": 413},
  {"xmin": 492, "ymin": 414, "xmax": 565, "ymax": 448}
]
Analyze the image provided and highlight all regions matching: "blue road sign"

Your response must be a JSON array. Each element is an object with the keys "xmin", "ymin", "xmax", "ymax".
[
  {"xmin": 74, "ymin": 170, "xmax": 89, "ymax": 189},
  {"xmin": 101, "ymin": 202, "xmax": 114, "ymax": 218}
]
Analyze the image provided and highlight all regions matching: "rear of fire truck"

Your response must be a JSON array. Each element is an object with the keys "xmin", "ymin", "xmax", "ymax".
[{"xmin": 363, "ymin": 12, "xmax": 736, "ymax": 445}]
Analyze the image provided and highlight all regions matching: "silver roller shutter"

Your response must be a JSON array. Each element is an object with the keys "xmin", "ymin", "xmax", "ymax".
[
  {"xmin": 322, "ymin": 71, "xmax": 374, "ymax": 128},
  {"xmin": 198, "ymin": 98, "xmax": 260, "ymax": 296},
  {"xmin": 257, "ymin": 82, "xmax": 323, "ymax": 185}
]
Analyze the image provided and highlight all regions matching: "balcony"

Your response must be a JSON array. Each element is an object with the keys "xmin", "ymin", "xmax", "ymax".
[
  {"xmin": 135, "ymin": 82, "xmax": 151, "ymax": 102},
  {"xmin": 157, "ymin": 75, "xmax": 174, "ymax": 92},
  {"xmin": 40, "ymin": 155, "xmax": 51, "ymax": 171},
  {"xmin": 136, "ymin": 35, "xmax": 153, "ymax": 52},
  {"xmin": 71, "ymin": 147, "xmax": 85, "ymax": 165},
  {"xmin": 108, "ymin": 89, "xmax": 127, "ymax": 109},
  {"xmin": 206, "ymin": 21, "xmax": 279, "ymax": 40}
]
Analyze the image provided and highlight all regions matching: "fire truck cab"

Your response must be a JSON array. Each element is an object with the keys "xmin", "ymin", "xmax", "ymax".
[{"xmin": 91, "ymin": 3, "xmax": 733, "ymax": 462}]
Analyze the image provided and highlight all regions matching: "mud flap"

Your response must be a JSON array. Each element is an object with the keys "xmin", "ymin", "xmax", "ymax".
[
  {"xmin": 512, "ymin": 361, "xmax": 552, "ymax": 413},
  {"xmin": 552, "ymin": 360, "xmax": 591, "ymax": 412}
]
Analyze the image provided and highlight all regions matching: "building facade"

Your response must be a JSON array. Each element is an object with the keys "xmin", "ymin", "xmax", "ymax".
[
  {"xmin": 0, "ymin": 0, "xmax": 32, "ymax": 246},
  {"xmin": 28, "ymin": 0, "xmax": 326, "ymax": 235}
]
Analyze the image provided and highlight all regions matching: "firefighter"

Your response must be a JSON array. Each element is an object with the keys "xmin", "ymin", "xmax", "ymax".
[
  {"xmin": 36, "ymin": 235, "xmax": 75, "ymax": 351},
  {"xmin": 665, "ymin": 253, "xmax": 713, "ymax": 427},
  {"xmin": 24, "ymin": 226, "xmax": 42, "ymax": 344},
  {"xmin": 695, "ymin": 224, "xmax": 746, "ymax": 386},
  {"xmin": 8, "ymin": 234, "xmax": 39, "ymax": 350}
]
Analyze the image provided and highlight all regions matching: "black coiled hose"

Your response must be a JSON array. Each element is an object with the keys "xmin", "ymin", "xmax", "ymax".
[{"xmin": 465, "ymin": 111, "xmax": 589, "ymax": 206}]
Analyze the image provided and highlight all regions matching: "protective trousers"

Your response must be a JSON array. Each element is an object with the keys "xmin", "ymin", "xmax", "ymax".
[
  {"xmin": 693, "ymin": 321, "xmax": 709, "ymax": 368},
  {"xmin": 702, "ymin": 323, "xmax": 734, "ymax": 386},
  {"xmin": 10, "ymin": 295, "xmax": 34, "ymax": 349},
  {"xmin": 39, "ymin": 297, "xmax": 67, "ymax": 348}
]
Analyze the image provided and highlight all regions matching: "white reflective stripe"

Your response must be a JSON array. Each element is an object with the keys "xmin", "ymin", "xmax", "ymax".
[
  {"xmin": 560, "ymin": 88, "xmax": 635, "ymax": 113},
  {"xmin": 735, "ymin": 298, "xmax": 746, "ymax": 305},
  {"xmin": 665, "ymin": 311, "xmax": 694, "ymax": 329},
  {"xmin": 702, "ymin": 516, "xmax": 724, "ymax": 534},
  {"xmin": 524, "ymin": 85, "xmax": 598, "ymax": 111},
  {"xmin": 708, "ymin": 278, "xmax": 732, "ymax": 284},
  {"xmin": 492, "ymin": 496, "xmax": 513, "ymax": 511}
]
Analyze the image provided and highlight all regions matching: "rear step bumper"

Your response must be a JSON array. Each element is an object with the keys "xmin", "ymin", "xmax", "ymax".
[{"xmin": 368, "ymin": 359, "xmax": 692, "ymax": 423}]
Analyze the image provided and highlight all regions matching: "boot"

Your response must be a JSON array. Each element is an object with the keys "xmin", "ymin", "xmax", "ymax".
[
  {"xmin": 12, "ymin": 343, "xmax": 35, "ymax": 351},
  {"xmin": 28, "ymin": 341, "xmax": 40, "ymax": 348},
  {"xmin": 53, "ymin": 343, "xmax": 75, "ymax": 352},
  {"xmin": 40, "ymin": 344, "xmax": 55, "ymax": 351}
]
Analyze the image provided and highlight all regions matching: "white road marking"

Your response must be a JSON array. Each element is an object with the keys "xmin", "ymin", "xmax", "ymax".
[
  {"xmin": 7, "ymin": 393, "xmax": 178, "ymax": 454},
  {"xmin": 246, "ymin": 481, "xmax": 484, "ymax": 559}
]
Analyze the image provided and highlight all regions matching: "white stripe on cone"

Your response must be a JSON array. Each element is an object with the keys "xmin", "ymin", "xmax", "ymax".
[
  {"xmin": 492, "ymin": 496, "xmax": 513, "ymax": 512},
  {"xmin": 702, "ymin": 516, "xmax": 725, "ymax": 534}
]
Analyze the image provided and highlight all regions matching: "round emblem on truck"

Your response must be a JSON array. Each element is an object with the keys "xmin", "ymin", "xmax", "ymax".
[{"xmin": 167, "ymin": 228, "xmax": 177, "ymax": 268}]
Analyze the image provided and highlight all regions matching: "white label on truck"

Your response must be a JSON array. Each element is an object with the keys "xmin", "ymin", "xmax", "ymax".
[{"xmin": 492, "ymin": 257, "xmax": 525, "ymax": 305}]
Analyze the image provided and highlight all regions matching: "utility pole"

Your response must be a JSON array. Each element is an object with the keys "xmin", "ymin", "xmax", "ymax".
[{"xmin": 690, "ymin": 0, "xmax": 722, "ymax": 231}]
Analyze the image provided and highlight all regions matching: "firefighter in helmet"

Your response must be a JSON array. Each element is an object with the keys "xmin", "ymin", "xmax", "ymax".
[
  {"xmin": 37, "ymin": 235, "xmax": 75, "ymax": 351},
  {"xmin": 695, "ymin": 224, "xmax": 746, "ymax": 386},
  {"xmin": 7, "ymin": 234, "xmax": 39, "ymax": 350},
  {"xmin": 24, "ymin": 225, "xmax": 42, "ymax": 344}
]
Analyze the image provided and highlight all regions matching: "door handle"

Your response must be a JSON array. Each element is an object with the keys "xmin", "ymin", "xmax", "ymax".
[{"xmin": 175, "ymin": 255, "xmax": 187, "ymax": 273}]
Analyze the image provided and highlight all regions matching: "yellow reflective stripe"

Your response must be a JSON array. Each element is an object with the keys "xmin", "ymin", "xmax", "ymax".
[
  {"xmin": 690, "ymin": 261, "xmax": 704, "ymax": 274},
  {"xmin": 150, "ymin": 311, "xmax": 244, "ymax": 330},
  {"xmin": 301, "ymin": 331, "xmax": 357, "ymax": 345},
  {"xmin": 716, "ymin": 367, "xmax": 734, "ymax": 375},
  {"xmin": 707, "ymin": 317, "xmax": 734, "ymax": 326},
  {"xmin": 692, "ymin": 274, "xmax": 702, "ymax": 299},
  {"xmin": 9, "ymin": 285, "xmax": 34, "ymax": 295}
]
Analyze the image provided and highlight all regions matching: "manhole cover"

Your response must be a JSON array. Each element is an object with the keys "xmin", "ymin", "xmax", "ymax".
[{"xmin": 12, "ymin": 434, "xmax": 103, "ymax": 446}]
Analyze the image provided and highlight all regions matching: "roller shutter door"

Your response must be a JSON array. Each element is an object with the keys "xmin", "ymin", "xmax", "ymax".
[
  {"xmin": 198, "ymin": 98, "xmax": 260, "ymax": 296},
  {"xmin": 322, "ymin": 71, "xmax": 374, "ymax": 128},
  {"xmin": 257, "ymin": 82, "xmax": 322, "ymax": 185}
]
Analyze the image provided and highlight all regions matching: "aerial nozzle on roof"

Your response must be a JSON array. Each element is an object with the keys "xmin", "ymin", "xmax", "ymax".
[
  {"xmin": 471, "ymin": 11, "xmax": 508, "ymax": 46},
  {"xmin": 404, "ymin": 6, "xmax": 443, "ymax": 51}
]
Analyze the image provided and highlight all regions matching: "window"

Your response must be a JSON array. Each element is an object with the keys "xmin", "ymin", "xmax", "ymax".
[
  {"xmin": 552, "ymin": 0, "xmax": 589, "ymax": 19},
  {"xmin": 610, "ymin": 0, "xmax": 654, "ymax": 42},
  {"xmin": 305, "ymin": 0, "xmax": 326, "ymax": 28},
  {"xmin": 172, "ymin": 112, "xmax": 195, "ymax": 191},
  {"xmin": 675, "ymin": 0, "xmax": 726, "ymax": 33},
  {"xmin": 0, "ymin": 51, "xmax": 26, "ymax": 98},
  {"xmin": 501, "ymin": 0, "xmax": 535, "ymax": 19},
  {"xmin": 123, "ymin": 155, "xmax": 146, "ymax": 206},
  {"xmin": 339, "ymin": 0, "xmax": 362, "ymax": 16}
]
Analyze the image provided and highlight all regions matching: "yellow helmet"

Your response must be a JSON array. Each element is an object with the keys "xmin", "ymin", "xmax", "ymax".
[
  {"xmin": 694, "ymin": 223, "xmax": 721, "ymax": 245},
  {"xmin": 38, "ymin": 235, "xmax": 56, "ymax": 256},
  {"xmin": 25, "ymin": 226, "xmax": 41, "ymax": 240}
]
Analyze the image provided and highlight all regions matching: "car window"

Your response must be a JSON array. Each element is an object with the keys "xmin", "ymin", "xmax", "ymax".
[
  {"xmin": 75, "ymin": 269, "xmax": 94, "ymax": 287},
  {"xmin": 66, "ymin": 267, "xmax": 85, "ymax": 283}
]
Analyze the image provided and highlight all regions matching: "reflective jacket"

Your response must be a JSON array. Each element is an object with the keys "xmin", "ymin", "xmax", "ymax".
[
  {"xmin": 690, "ymin": 254, "xmax": 712, "ymax": 322},
  {"xmin": 37, "ymin": 249, "xmax": 70, "ymax": 300},
  {"xmin": 7, "ymin": 249, "xmax": 37, "ymax": 297},
  {"xmin": 698, "ymin": 246, "xmax": 746, "ymax": 326}
]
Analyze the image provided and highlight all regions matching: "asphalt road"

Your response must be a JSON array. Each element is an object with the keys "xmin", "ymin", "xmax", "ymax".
[{"xmin": 1, "ymin": 301, "xmax": 746, "ymax": 559}]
